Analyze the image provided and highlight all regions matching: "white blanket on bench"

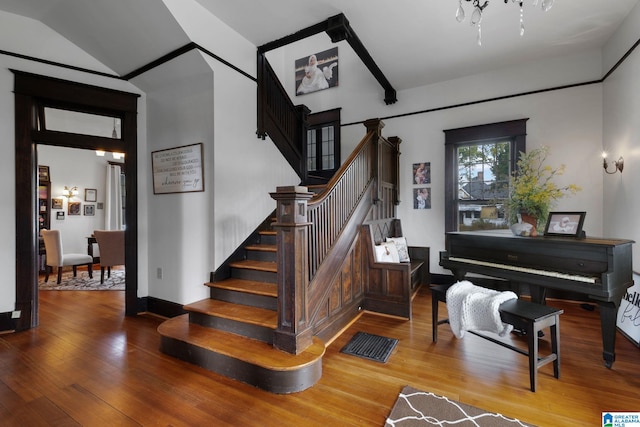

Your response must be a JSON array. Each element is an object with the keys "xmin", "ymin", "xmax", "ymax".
[{"xmin": 446, "ymin": 280, "xmax": 518, "ymax": 339}]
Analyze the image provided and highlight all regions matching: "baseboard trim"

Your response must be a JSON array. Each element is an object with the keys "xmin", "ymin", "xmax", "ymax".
[
  {"xmin": 140, "ymin": 296, "xmax": 186, "ymax": 318},
  {"xmin": 0, "ymin": 311, "xmax": 17, "ymax": 334}
]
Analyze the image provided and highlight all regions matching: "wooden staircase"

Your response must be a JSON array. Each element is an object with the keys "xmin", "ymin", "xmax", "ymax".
[{"xmin": 157, "ymin": 227, "xmax": 325, "ymax": 394}]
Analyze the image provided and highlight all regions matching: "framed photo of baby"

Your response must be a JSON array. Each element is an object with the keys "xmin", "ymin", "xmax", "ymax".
[
  {"xmin": 295, "ymin": 47, "xmax": 339, "ymax": 95},
  {"xmin": 413, "ymin": 162, "xmax": 430, "ymax": 185},
  {"xmin": 413, "ymin": 187, "xmax": 431, "ymax": 209}
]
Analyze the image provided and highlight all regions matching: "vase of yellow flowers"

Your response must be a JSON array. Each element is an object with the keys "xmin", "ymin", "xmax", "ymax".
[{"xmin": 507, "ymin": 146, "xmax": 581, "ymax": 236}]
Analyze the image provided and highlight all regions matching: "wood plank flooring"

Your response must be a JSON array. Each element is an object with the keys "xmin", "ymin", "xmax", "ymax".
[{"xmin": 1, "ymin": 286, "xmax": 639, "ymax": 426}]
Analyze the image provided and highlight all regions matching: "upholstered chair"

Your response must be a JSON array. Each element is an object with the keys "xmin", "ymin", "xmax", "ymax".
[
  {"xmin": 41, "ymin": 229, "xmax": 93, "ymax": 284},
  {"xmin": 93, "ymin": 230, "xmax": 125, "ymax": 284}
]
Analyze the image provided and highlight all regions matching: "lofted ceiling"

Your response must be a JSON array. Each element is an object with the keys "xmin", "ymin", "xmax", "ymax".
[{"xmin": 1, "ymin": 0, "xmax": 639, "ymax": 91}]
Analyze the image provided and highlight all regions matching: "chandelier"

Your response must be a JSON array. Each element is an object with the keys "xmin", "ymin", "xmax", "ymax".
[{"xmin": 456, "ymin": 0, "xmax": 555, "ymax": 46}]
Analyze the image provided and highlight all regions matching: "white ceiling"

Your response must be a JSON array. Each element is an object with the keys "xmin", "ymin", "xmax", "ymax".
[{"xmin": 1, "ymin": 0, "xmax": 639, "ymax": 91}]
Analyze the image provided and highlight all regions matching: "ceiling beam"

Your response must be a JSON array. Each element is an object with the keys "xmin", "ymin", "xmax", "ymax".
[{"xmin": 258, "ymin": 13, "xmax": 397, "ymax": 105}]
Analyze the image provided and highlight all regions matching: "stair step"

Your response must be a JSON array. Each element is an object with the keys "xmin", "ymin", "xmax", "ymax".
[
  {"xmin": 259, "ymin": 230, "xmax": 276, "ymax": 236},
  {"xmin": 185, "ymin": 299, "xmax": 277, "ymax": 329},
  {"xmin": 207, "ymin": 278, "xmax": 277, "ymax": 298},
  {"xmin": 230, "ymin": 259, "xmax": 277, "ymax": 273},
  {"xmin": 245, "ymin": 244, "xmax": 276, "ymax": 252},
  {"xmin": 158, "ymin": 315, "xmax": 325, "ymax": 393}
]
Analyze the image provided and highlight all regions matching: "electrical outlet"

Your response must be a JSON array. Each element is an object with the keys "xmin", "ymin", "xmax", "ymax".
[
  {"xmin": 11, "ymin": 310, "xmax": 21, "ymax": 319},
  {"xmin": 157, "ymin": 268, "xmax": 163, "ymax": 279}
]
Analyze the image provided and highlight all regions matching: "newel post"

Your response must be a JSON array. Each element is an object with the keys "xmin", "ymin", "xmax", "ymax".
[
  {"xmin": 270, "ymin": 186, "xmax": 315, "ymax": 354},
  {"xmin": 363, "ymin": 118, "xmax": 384, "ymax": 205}
]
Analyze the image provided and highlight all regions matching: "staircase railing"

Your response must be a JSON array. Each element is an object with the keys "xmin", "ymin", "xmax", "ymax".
[
  {"xmin": 257, "ymin": 53, "xmax": 309, "ymax": 180},
  {"xmin": 270, "ymin": 119, "xmax": 400, "ymax": 354}
]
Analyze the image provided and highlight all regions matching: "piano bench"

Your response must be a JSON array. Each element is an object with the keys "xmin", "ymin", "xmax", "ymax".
[{"xmin": 430, "ymin": 284, "xmax": 563, "ymax": 392}]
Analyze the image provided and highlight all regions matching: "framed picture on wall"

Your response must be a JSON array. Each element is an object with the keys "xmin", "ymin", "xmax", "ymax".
[
  {"xmin": 51, "ymin": 198, "xmax": 63, "ymax": 209},
  {"xmin": 38, "ymin": 165, "xmax": 50, "ymax": 182},
  {"xmin": 152, "ymin": 143, "xmax": 204, "ymax": 194},
  {"xmin": 84, "ymin": 204, "xmax": 95, "ymax": 216},
  {"xmin": 413, "ymin": 187, "xmax": 431, "ymax": 209},
  {"xmin": 295, "ymin": 47, "xmax": 339, "ymax": 95},
  {"xmin": 413, "ymin": 162, "xmax": 431, "ymax": 185},
  {"xmin": 85, "ymin": 188, "xmax": 97, "ymax": 202},
  {"xmin": 56, "ymin": 211, "xmax": 65, "ymax": 220},
  {"xmin": 68, "ymin": 202, "xmax": 81, "ymax": 216}
]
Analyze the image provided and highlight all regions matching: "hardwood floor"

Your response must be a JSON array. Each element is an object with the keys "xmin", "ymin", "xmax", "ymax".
[{"xmin": 1, "ymin": 286, "xmax": 638, "ymax": 426}]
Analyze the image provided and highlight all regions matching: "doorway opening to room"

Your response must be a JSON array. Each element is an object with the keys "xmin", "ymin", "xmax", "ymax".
[
  {"xmin": 13, "ymin": 71, "xmax": 140, "ymax": 330},
  {"xmin": 37, "ymin": 145, "xmax": 126, "ymax": 291}
]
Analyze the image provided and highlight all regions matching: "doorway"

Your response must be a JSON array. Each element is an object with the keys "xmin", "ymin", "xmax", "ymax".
[{"xmin": 13, "ymin": 71, "xmax": 140, "ymax": 330}]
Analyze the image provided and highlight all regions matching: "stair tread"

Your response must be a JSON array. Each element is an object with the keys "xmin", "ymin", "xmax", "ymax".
[
  {"xmin": 207, "ymin": 278, "xmax": 277, "ymax": 297},
  {"xmin": 158, "ymin": 314, "xmax": 325, "ymax": 370},
  {"xmin": 259, "ymin": 230, "xmax": 276, "ymax": 236},
  {"xmin": 185, "ymin": 299, "xmax": 277, "ymax": 328},
  {"xmin": 245, "ymin": 244, "xmax": 276, "ymax": 252},
  {"xmin": 230, "ymin": 259, "xmax": 277, "ymax": 272}
]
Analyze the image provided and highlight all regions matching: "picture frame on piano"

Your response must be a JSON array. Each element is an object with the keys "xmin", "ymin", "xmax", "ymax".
[{"xmin": 543, "ymin": 211, "xmax": 586, "ymax": 237}]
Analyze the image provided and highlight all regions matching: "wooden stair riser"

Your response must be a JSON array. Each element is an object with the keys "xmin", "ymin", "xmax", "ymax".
[
  {"xmin": 189, "ymin": 312, "xmax": 274, "ymax": 344},
  {"xmin": 245, "ymin": 249, "xmax": 276, "ymax": 263},
  {"xmin": 231, "ymin": 268, "xmax": 276, "ymax": 283},
  {"xmin": 258, "ymin": 232, "xmax": 276, "ymax": 246},
  {"xmin": 159, "ymin": 336, "xmax": 322, "ymax": 394},
  {"xmin": 209, "ymin": 287, "xmax": 277, "ymax": 311}
]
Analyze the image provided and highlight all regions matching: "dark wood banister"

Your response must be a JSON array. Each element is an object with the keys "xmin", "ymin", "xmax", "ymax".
[{"xmin": 270, "ymin": 119, "xmax": 399, "ymax": 354}]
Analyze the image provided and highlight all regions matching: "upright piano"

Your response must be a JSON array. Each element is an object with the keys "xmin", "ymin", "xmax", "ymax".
[{"xmin": 439, "ymin": 230, "xmax": 634, "ymax": 368}]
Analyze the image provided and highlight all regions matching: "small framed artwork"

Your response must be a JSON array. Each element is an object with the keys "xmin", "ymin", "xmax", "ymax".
[
  {"xmin": 51, "ymin": 198, "xmax": 63, "ymax": 209},
  {"xmin": 68, "ymin": 202, "xmax": 81, "ymax": 216},
  {"xmin": 85, "ymin": 188, "xmax": 97, "ymax": 202},
  {"xmin": 97, "ymin": 202, "xmax": 104, "ymax": 210},
  {"xmin": 413, "ymin": 162, "xmax": 431, "ymax": 185},
  {"xmin": 56, "ymin": 211, "xmax": 65, "ymax": 220},
  {"xmin": 84, "ymin": 204, "xmax": 95, "ymax": 216},
  {"xmin": 38, "ymin": 165, "xmax": 50, "ymax": 182},
  {"xmin": 413, "ymin": 187, "xmax": 431, "ymax": 209},
  {"xmin": 544, "ymin": 211, "xmax": 586, "ymax": 237}
]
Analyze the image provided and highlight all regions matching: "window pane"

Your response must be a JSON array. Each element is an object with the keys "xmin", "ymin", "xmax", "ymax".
[
  {"xmin": 307, "ymin": 129, "xmax": 317, "ymax": 171},
  {"xmin": 43, "ymin": 107, "xmax": 121, "ymax": 139},
  {"xmin": 456, "ymin": 141, "xmax": 510, "ymax": 231}
]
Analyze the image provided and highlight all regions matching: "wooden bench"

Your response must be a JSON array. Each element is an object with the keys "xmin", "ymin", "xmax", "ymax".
[
  {"xmin": 431, "ymin": 283, "xmax": 562, "ymax": 392},
  {"xmin": 361, "ymin": 218, "xmax": 429, "ymax": 319}
]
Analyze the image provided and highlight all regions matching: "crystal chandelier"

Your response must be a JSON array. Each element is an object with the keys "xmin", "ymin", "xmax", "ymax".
[{"xmin": 456, "ymin": 0, "xmax": 555, "ymax": 46}]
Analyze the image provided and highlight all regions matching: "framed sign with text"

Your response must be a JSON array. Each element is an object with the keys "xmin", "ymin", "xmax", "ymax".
[
  {"xmin": 152, "ymin": 143, "xmax": 204, "ymax": 194},
  {"xmin": 617, "ymin": 271, "xmax": 640, "ymax": 347}
]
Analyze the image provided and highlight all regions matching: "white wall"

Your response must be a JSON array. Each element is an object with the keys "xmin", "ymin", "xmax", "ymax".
[
  {"xmin": 0, "ymin": 11, "xmax": 145, "ymax": 313},
  {"xmin": 602, "ymin": 1, "xmax": 640, "ymax": 269}
]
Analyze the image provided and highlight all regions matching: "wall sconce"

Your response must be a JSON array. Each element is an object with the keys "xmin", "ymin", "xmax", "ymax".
[
  {"xmin": 63, "ymin": 186, "xmax": 78, "ymax": 198},
  {"xmin": 602, "ymin": 152, "xmax": 624, "ymax": 174}
]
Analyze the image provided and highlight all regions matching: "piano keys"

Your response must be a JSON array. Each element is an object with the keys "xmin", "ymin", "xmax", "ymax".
[{"xmin": 439, "ymin": 230, "xmax": 634, "ymax": 368}]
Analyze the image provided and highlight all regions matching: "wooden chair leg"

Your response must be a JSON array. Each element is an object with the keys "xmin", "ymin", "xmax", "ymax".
[
  {"xmin": 72, "ymin": 266, "xmax": 78, "ymax": 277},
  {"xmin": 100, "ymin": 267, "xmax": 105, "ymax": 284},
  {"xmin": 88, "ymin": 263, "xmax": 93, "ymax": 279},
  {"xmin": 44, "ymin": 266, "xmax": 50, "ymax": 283},
  {"xmin": 108, "ymin": 266, "xmax": 111, "ymax": 278},
  {"xmin": 57, "ymin": 267, "xmax": 63, "ymax": 284}
]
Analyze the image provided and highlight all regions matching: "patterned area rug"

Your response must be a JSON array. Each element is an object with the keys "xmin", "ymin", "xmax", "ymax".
[
  {"xmin": 39, "ymin": 270, "xmax": 125, "ymax": 291},
  {"xmin": 385, "ymin": 386, "xmax": 536, "ymax": 427}
]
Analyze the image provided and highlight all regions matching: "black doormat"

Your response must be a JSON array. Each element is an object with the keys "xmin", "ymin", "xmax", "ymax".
[{"xmin": 340, "ymin": 332, "xmax": 398, "ymax": 363}]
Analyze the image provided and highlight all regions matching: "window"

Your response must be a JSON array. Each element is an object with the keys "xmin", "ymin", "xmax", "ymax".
[
  {"xmin": 306, "ymin": 108, "xmax": 340, "ymax": 183},
  {"xmin": 444, "ymin": 119, "xmax": 527, "ymax": 232}
]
